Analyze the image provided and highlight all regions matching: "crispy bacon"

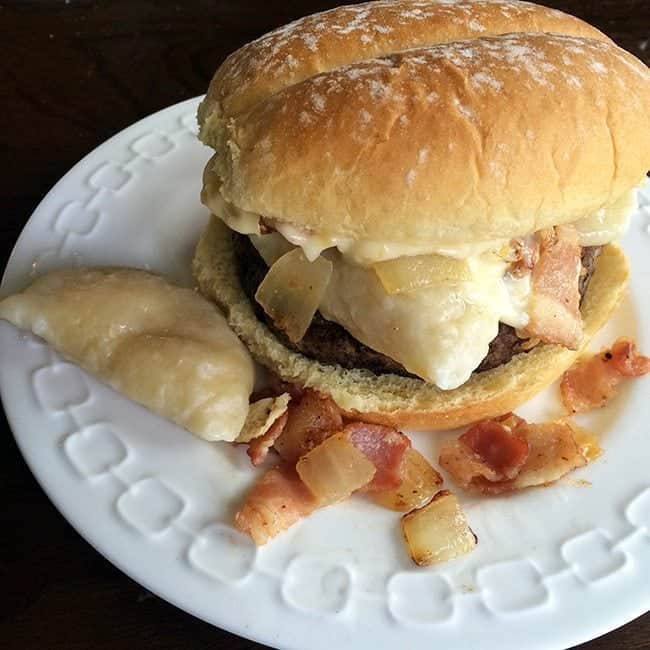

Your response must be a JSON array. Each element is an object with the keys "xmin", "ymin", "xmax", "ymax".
[
  {"xmin": 524, "ymin": 225, "xmax": 583, "ymax": 349},
  {"xmin": 440, "ymin": 416, "xmax": 529, "ymax": 489},
  {"xmin": 510, "ymin": 236, "xmax": 540, "ymax": 276},
  {"xmin": 440, "ymin": 414, "xmax": 597, "ymax": 494},
  {"xmin": 609, "ymin": 338, "xmax": 650, "ymax": 376},
  {"xmin": 246, "ymin": 411, "xmax": 288, "ymax": 466},
  {"xmin": 460, "ymin": 418, "xmax": 529, "ymax": 480},
  {"xmin": 342, "ymin": 422, "xmax": 411, "ymax": 491},
  {"xmin": 274, "ymin": 390, "xmax": 343, "ymax": 463},
  {"xmin": 235, "ymin": 417, "xmax": 415, "ymax": 543},
  {"xmin": 505, "ymin": 421, "xmax": 589, "ymax": 490},
  {"xmin": 235, "ymin": 421, "xmax": 409, "ymax": 544},
  {"xmin": 234, "ymin": 465, "xmax": 319, "ymax": 545},
  {"xmin": 561, "ymin": 337, "xmax": 650, "ymax": 413},
  {"xmin": 438, "ymin": 439, "xmax": 503, "ymax": 486}
]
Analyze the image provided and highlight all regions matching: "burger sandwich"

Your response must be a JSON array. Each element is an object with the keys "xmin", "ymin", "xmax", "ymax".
[{"xmin": 193, "ymin": 0, "xmax": 650, "ymax": 430}]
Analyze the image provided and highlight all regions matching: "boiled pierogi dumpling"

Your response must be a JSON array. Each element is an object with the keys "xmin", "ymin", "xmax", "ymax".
[{"xmin": 0, "ymin": 267, "xmax": 255, "ymax": 442}]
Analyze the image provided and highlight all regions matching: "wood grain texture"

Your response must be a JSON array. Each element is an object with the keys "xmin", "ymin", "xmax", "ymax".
[{"xmin": 1, "ymin": 1, "xmax": 648, "ymax": 649}]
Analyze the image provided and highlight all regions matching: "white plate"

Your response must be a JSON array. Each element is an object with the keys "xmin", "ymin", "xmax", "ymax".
[{"xmin": 1, "ymin": 97, "xmax": 649, "ymax": 650}]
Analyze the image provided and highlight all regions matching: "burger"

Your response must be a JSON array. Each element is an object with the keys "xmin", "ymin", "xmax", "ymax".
[{"xmin": 193, "ymin": 0, "xmax": 650, "ymax": 430}]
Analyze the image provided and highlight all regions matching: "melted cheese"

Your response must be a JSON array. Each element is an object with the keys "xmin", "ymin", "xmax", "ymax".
[
  {"xmin": 572, "ymin": 190, "xmax": 636, "ymax": 245},
  {"xmin": 230, "ymin": 175, "xmax": 635, "ymax": 389},
  {"xmin": 274, "ymin": 222, "xmax": 506, "ymax": 264},
  {"xmin": 207, "ymin": 184, "xmax": 636, "ymax": 265},
  {"xmin": 244, "ymin": 191, "xmax": 636, "ymax": 388},
  {"xmin": 203, "ymin": 177, "xmax": 262, "ymax": 235},
  {"xmin": 318, "ymin": 252, "xmax": 530, "ymax": 389},
  {"xmin": 249, "ymin": 233, "xmax": 294, "ymax": 266},
  {"xmin": 251, "ymin": 233, "xmax": 532, "ymax": 390}
]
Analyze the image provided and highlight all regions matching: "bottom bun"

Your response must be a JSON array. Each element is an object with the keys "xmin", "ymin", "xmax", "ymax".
[{"xmin": 193, "ymin": 216, "xmax": 630, "ymax": 431}]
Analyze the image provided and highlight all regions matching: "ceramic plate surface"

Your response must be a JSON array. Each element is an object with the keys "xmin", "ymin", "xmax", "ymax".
[{"xmin": 1, "ymin": 97, "xmax": 650, "ymax": 650}]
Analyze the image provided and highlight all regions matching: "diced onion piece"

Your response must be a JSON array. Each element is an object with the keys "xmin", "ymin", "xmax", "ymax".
[
  {"xmin": 401, "ymin": 490, "xmax": 477, "ymax": 566},
  {"xmin": 374, "ymin": 254, "xmax": 471, "ymax": 294},
  {"xmin": 250, "ymin": 233, "xmax": 295, "ymax": 267},
  {"xmin": 296, "ymin": 433, "xmax": 376, "ymax": 505},
  {"xmin": 565, "ymin": 421, "xmax": 602, "ymax": 462},
  {"xmin": 372, "ymin": 449, "xmax": 443, "ymax": 511},
  {"xmin": 255, "ymin": 248, "xmax": 332, "ymax": 342}
]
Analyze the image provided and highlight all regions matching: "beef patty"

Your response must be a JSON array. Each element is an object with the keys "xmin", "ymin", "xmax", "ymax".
[{"xmin": 233, "ymin": 233, "xmax": 600, "ymax": 378}]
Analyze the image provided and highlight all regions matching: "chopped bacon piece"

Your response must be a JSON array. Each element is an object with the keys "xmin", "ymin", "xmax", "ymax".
[
  {"xmin": 524, "ymin": 225, "xmax": 583, "ymax": 349},
  {"xmin": 440, "ymin": 414, "xmax": 597, "ymax": 495},
  {"xmin": 510, "ymin": 236, "xmax": 540, "ymax": 276},
  {"xmin": 561, "ymin": 337, "xmax": 650, "ymax": 413},
  {"xmin": 560, "ymin": 353, "xmax": 620, "ymax": 414},
  {"xmin": 274, "ymin": 390, "xmax": 343, "ymax": 463},
  {"xmin": 609, "ymin": 338, "xmax": 650, "ymax": 376},
  {"xmin": 342, "ymin": 422, "xmax": 411, "ymax": 491},
  {"xmin": 234, "ymin": 465, "xmax": 318, "ymax": 545},
  {"xmin": 460, "ymin": 419, "xmax": 529, "ymax": 480},
  {"xmin": 469, "ymin": 422, "xmax": 590, "ymax": 494},
  {"xmin": 439, "ymin": 440, "xmax": 502, "ymax": 487},
  {"xmin": 246, "ymin": 411, "xmax": 288, "ymax": 466},
  {"xmin": 237, "ymin": 394, "xmax": 290, "ymax": 443}
]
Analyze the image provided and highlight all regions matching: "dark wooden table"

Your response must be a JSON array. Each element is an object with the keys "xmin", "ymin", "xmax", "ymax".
[{"xmin": 1, "ymin": 1, "xmax": 649, "ymax": 648}]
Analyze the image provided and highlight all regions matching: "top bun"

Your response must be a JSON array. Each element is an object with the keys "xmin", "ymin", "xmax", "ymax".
[
  {"xmin": 199, "ymin": 2, "xmax": 650, "ymax": 244},
  {"xmin": 199, "ymin": 0, "xmax": 610, "ymax": 131}
]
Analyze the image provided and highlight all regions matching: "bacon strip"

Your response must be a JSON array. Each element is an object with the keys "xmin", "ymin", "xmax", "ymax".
[
  {"xmin": 342, "ymin": 422, "xmax": 411, "ymax": 491},
  {"xmin": 609, "ymin": 338, "xmax": 650, "ymax": 376},
  {"xmin": 439, "ymin": 416, "xmax": 529, "ymax": 490},
  {"xmin": 561, "ymin": 337, "xmax": 650, "ymax": 413},
  {"xmin": 440, "ymin": 414, "xmax": 597, "ymax": 495},
  {"xmin": 246, "ymin": 411, "xmax": 288, "ymax": 466},
  {"xmin": 524, "ymin": 225, "xmax": 583, "ymax": 349},
  {"xmin": 505, "ymin": 421, "xmax": 589, "ymax": 490},
  {"xmin": 510, "ymin": 236, "xmax": 540, "ymax": 276},
  {"xmin": 235, "ymin": 417, "xmax": 413, "ymax": 543},
  {"xmin": 459, "ymin": 418, "xmax": 529, "ymax": 480},
  {"xmin": 234, "ymin": 465, "xmax": 319, "ymax": 545},
  {"xmin": 273, "ymin": 390, "xmax": 343, "ymax": 463}
]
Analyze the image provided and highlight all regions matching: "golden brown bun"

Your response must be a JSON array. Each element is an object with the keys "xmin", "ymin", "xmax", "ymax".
[
  {"xmin": 193, "ymin": 216, "xmax": 630, "ymax": 431},
  {"xmin": 204, "ymin": 31, "xmax": 650, "ymax": 245},
  {"xmin": 199, "ymin": 0, "xmax": 610, "ymax": 132}
]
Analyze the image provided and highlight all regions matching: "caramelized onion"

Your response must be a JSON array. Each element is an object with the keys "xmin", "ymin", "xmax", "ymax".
[
  {"xmin": 373, "ymin": 254, "xmax": 470, "ymax": 294},
  {"xmin": 401, "ymin": 491, "xmax": 477, "ymax": 566},
  {"xmin": 255, "ymin": 248, "xmax": 333, "ymax": 342},
  {"xmin": 249, "ymin": 233, "xmax": 295, "ymax": 266},
  {"xmin": 296, "ymin": 433, "xmax": 376, "ymax": 505},
  {"xmin": 372, "ymin": 449, "xmax": 442, "ymax": 511}
]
